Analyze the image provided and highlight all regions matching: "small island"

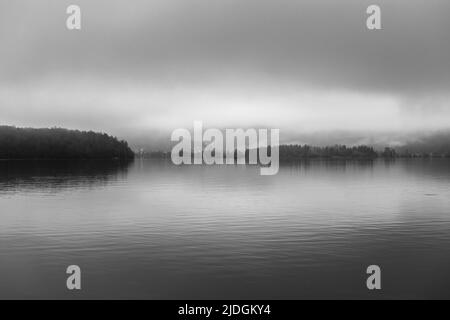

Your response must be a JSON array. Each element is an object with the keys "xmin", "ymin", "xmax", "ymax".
[{"xmin": 0, "ymin": 126, "xmax": 134, "ymax": 160}]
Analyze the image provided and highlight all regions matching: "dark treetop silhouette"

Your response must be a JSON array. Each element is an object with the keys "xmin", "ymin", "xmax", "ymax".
[
  {"xmin": 142, "ymin": 145, "xmax": 379, "ymax": 161},
  {"xmin": 0, "ymin": 126, "xmax": 134, "ymax": 159},
  {"xmin": 143, "ymin": 142, "xmax": 450, "ymax": 161}
]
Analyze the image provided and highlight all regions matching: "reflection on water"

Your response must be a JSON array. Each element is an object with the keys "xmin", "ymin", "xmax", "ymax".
[
  {"xmin": 0, "ymin": 160, "xmax": 132, "ymax": 194},
  {"xmin": 0, "ymin": 158, "xmax": 449, "ymax": 299}
]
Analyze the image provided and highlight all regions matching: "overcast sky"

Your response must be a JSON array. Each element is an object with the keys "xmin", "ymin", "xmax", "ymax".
[{"xmin": 1, "ymin": 0, "xmax": 449, "ymax": 148}]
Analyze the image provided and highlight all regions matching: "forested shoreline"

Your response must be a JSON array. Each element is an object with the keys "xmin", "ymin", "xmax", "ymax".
[
  {"xmin": 141, "ymin": 144, "xmax": 450, "ymax": 160},
  {"xmin": 1, "ymin": 126, "xmax": 448, "ymax": 161},
  {"xmin": 139, "ymin": 145, "xmax": 379, "ymax": 160},
  {"xmin": 0, "ymin": 126, "xmax": 134, "ymax": 159}
]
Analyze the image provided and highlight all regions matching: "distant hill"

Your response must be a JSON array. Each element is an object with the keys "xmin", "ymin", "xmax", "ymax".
[
  {"xmin": 0, "ymin": 126, "xmax": 134, "ymax": 159},
  {"xmin": 396, "ymin": 132, "xmax": 450, "ymax": 156}
]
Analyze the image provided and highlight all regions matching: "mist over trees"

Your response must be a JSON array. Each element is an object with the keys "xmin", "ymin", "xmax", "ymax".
[
  {"xmin": 397, "ymin": 132, "xmax": 450, "ymax": 157},
  {"xmin": 2, "ymin": 126, "xmax": 449, "ymax": 161},
  {"xmin": 141, "ymin": 141, "xmax": 450, "ymax": 161},
  {"xmin": 140, "ymin": 144, "xmax": 379, "ymax": 160},
  {"xmin": 278, "ymin": 145, "xmax": 378, "ymax": 160},
  {"xmin": 0, "ymin": 126, "xmax": 134, "ymax": 159}
]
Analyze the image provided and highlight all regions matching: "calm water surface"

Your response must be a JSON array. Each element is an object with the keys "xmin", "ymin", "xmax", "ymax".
[{"xmin": 0, "ymin": 159, "xmax": 449, "ymax": 299}]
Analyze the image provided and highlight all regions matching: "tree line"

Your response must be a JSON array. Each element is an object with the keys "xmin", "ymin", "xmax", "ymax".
[
  {"xmin": 139, "ymin": 144, "xmax": 379, "ymax": 160},
  {"xmin": 278, "ymin": 144, "xmax": 378, "ymax": 160},
  {"xmin": 0, "ymin": 126, "xmax": 134, "ymax": 159}
]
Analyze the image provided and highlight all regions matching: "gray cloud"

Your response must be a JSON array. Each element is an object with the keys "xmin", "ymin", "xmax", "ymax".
[
  {"xmin": 2, "ymin": 0, "xmax": 449, "ymax": 93},
  {"xmin": 0, "ymin": 0, "xmax": 449, "ymax": 147}
]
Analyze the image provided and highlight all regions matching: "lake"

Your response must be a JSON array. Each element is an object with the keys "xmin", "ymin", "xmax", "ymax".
[{"xmin": 0, "ymin": 159, "xmax": 449, "ymax": 299}]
